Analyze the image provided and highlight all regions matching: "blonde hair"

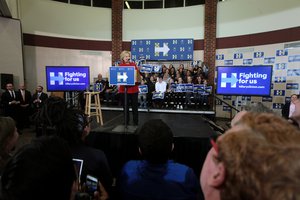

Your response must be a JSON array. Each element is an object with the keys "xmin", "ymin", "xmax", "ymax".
[{"xmin": 120, "ymin": 50, "xmax": 130, "ymax": 61}]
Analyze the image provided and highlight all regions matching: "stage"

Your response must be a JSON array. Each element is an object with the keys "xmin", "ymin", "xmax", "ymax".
[{"xmin": 86, "ymin": 110, "xmax": 215, "ymax": 178}]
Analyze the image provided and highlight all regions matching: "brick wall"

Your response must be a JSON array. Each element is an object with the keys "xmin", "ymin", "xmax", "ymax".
[{"xmin": 112, "ymin": 0, "xmax": 123, "ymax": 64}]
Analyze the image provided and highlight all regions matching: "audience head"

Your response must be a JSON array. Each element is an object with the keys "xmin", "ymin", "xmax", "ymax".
[
  {"xmin": 291, "ymin": 99, "xmax": 300, "ymax": 127},
  {"xmin": 36, "ymin": 85, "xmax": 43, "ymax": 93},
  {"xmin": 200, "ymin": 112, "xmax": 300, "ymax": 200},
  {"xmin": 97, "ymin": 73, "xmax": 103, "ymax": 80},
  {"xmin": 5, "ymin": 83, "xmax": 13, "ymax": 91},
  {"xmin": 1, "ymin": 136, "xmax": 77, "ymax": 200},
  {"xmin": 231, "ymin": 102, "xmax": 273, "ymax": 127},
  {"xmin": 36, "ymin": 96, "xmax": 90, "ymax": 145},
  {"xmin": 290, "ymin": 94, "xmax": 298, "ymax": 104},
  {"xmin": 137, "ymin": 119, "xmax": 173, "ymax": 164},
  {"xmin": 0, "ymin": 117, "xmax": 18, "ymax": 172}
]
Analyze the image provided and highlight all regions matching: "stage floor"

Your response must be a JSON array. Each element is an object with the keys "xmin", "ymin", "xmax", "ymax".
[{"xmin": 92, "ymin": 110, "xmax": 215, "ymax": 138}]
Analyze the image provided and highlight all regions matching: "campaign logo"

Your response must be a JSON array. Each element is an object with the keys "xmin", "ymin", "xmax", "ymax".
[
  {"xmin": 273, "ymin": 103, "xmax": 284, "ymax": 109},
  {"xmin": 287, "ymin": 69, "xmax": 300, "ymax": 76},
  {"xmin": 262, "ymin": 96, "xmax": 273, "ymax": 102},
  {"xmin": 243, "ymin": 59, "xmax": 253, "ymax": 65},
  {"xmin": 286, "ymin": 83, "xmax": 299, "ymax": 90},
  {"xmin": 264, "ymin": 57, "xmax": 275, "ymax": 64},
  {"xmin": 223, "ymin": 95, "xmax": 232, "ymax": 100},
  {"xmin": 242, "ymin": 96, "xmax": 251, "ymax": 101},
  {"xmin": 221, "ymin": 73, "xmax": 238, "ymax": 88},
  {"xmin": 224, "ymin": 60, "xmax": 233, "ymax": 65},
  {"xmin": 276, "ymin": 49, "xmax": 288, "ymax": 56},
  {"xmin": 223, "ymin": 106, "xmax": 232, "ymax": 112},
  {"xmin": 254, "ymin": 52, "xmax": 264, "ymax": 58},
  {"xmin": 216, "ymin": 54, "xmax": 224, "ymax": 60},
  {"xmin": 274, "ymin": 76, "xmax": 286, "ymax": 83},
  {"xmin": 50, "ymin": 72, "xmax": 64, "ymax": 85},
  {"xmin": 273, "ymin": 90, "xmax": 285, "ymax": 96},
  {"xmin": 275, "ymin": 63, "xmax": 287, "ymax": 70},
  {"xmin": 234, "ymin": 53, "xmax": 243, "ymax": 59},
  {"xmin": 288, "ymin": 55, "xmax": 300, "ymax": 62}
]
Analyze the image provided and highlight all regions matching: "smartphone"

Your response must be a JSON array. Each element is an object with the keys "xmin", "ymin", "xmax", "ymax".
[{"xmin": 86, "ymin": 174, "xmax": 98, "ymax": 196}]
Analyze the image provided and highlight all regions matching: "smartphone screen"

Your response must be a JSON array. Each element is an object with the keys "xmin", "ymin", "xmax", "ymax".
[
  {"xmin": 86, "ymin": 174, "xmax": 98, "ymax": 196},
  {"xmin": 72, "ymin": 159, "xmax": 83, "ymax": 182}
]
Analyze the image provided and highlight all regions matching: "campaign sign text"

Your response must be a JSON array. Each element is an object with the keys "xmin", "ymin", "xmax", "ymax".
[
  {"xmin": 109, "ymin": 66, "xmax": 135, "ymax": 86},
  {"xmin": 216, "ymin": 66, "xmax": 272, "ymax": 96},
  {"xmin": 46, "ymin": 66, "xmax": 90, "ymax": 91}
]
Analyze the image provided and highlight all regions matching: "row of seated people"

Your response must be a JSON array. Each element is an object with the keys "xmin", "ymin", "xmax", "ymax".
[
  {"xmin": 1, "ymin": 98, "xmax": 300, "ymax": 200},
  {"xmin": 94, "ymin": 72, "xmax": 211, "ymax": 110}
]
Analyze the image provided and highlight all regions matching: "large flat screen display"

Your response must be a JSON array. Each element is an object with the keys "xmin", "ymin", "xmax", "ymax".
[
  {"xmin": 46, "ymin": 66, "xmax": 90, "ymax": 91},
  {"xmin": 216, "ymin": 65, "xmax": 272, "ymax": 96}
]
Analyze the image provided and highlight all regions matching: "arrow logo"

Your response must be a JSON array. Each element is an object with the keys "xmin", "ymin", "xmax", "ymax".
[
  {"xmin": 155, "ymin": 43, "xmax": 170, "ymax": 56},
  {"xmin": 117, "ymin": 72, "xmax": 128, "ymax": 82}
]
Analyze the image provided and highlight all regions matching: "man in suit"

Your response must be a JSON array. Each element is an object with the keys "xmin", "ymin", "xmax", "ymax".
[
  {"xmin": 32, "ymin": 85, "xmax": 48, "ymax": 113},
  {"xmin": 18, "ymin": 84, "xmax": 32, "ymax": 128},
  {"xmin": 1, "ymin": 83, "xmax": 21, "ymax": 128}
]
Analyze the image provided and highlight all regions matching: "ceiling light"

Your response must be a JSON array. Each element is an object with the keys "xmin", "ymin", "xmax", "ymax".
[{"xmin": 125, "ymin": 1, "xmax": 131, "ymax": 9}]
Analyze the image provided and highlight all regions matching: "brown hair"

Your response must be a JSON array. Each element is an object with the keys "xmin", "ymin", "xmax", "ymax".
[
  {"xmin": 237, "ymin": 112, "xmax": 300, "ymax": 144},
  {"xmin": 217, "ymin": 127, "xmax": 300, "ymax": 200},
  {"xmin": 0, "ymin": 117, "xmax": 16, "ymax": 155}
]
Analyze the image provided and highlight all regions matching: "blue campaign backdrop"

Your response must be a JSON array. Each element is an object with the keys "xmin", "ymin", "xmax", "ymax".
[{"xmin": 131, "ymin": 38, "xmax": 193, "ymax": 61}]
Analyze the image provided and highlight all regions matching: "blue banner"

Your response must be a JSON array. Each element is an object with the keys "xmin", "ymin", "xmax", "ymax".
[
  {"xmin": 109, "ymin": 66, "xmax": 135, "ymax": 86},
  {"xmin": 131, "ymin": 38, "xmax": 193, "ymax": 61},
  {"xmin": 139, "ymin": 85, "xmax": 148, "ymax": 93}
]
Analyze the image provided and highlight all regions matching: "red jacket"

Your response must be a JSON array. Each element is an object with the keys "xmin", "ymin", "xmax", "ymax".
[{"xmin": 118, "ymin": 62, "xmax": 140, "ymax": 94}]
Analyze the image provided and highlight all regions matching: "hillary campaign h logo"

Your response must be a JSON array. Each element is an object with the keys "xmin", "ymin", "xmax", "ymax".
[
  {"xmin": 50, "ymin": 72, "xmax": 64, "ymax": 85},
  {"xmin": 221, "ymin": 73, "xmax": 238, "ymax": 88}
]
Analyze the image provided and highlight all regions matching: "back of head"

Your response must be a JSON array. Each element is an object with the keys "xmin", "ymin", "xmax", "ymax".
[
  {"xmin": 0, "ymin": 117, "xmax": 15, "ymax": 155},
  {"xmin": 1, "ymin": 136, "xmax": 76, "ymax": 200},
  {"xmin": 138, "ymin": 119, "xmax": 173, "ymax": 164},
  {"xmin": 36, "ymin": 96, "xmax": 87, "ymax": 145},
  {"xmin": 237, "ymin": 112, "xmax": 300, "ymax": 145},
  {"xmin": 217, "ymin": 127, "xmax": 300, "ymax": 200}
]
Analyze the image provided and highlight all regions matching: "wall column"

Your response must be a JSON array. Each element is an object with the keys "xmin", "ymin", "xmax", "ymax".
[
  {"xmin": 112, "ymin": 0, "xmax": 123, "ymax": 64},
  {"xmin": 204, "ymin": 0, "xmax": 218, "ymax": 108}
]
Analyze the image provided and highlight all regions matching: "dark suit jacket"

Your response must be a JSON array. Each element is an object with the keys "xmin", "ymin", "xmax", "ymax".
[
  {"xmin": 32, "ymin": 92, "xmax": 48, "ymax": 109},
  {"xmin": 1, "ymin": 90, "xmax": 21, "ymax": 118},
  {"xmin": 282, "ymin": 102, "xmax": 291, "ymax": 119},
  {"xmin": 19, "ymin": 89, "xmax": 32, "ymax": 105}
]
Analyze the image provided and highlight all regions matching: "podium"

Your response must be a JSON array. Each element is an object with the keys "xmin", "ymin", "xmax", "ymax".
[{"xmin": 84, "ymin": 91, "xmax": 103, "ymax": 126}]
